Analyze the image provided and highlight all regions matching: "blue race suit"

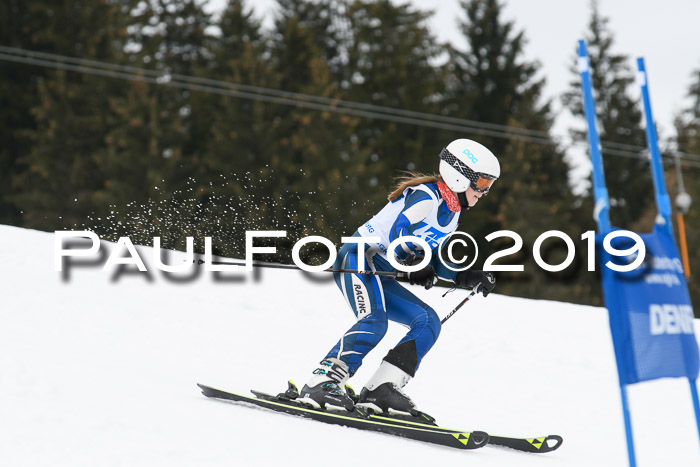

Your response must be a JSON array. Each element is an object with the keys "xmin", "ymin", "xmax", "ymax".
[{"xmin": 325, "ymin": 182, "xmax": 461, "ymax": 377}]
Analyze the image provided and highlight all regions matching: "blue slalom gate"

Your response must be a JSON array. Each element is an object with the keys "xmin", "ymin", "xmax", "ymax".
[{"xmin": 578, "ymin": 39, "xmax": 700, "ymax": 467}]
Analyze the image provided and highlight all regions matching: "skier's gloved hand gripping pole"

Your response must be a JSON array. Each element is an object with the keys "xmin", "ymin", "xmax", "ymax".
[
  {"xmin": 406, "ymin": 263, "xmax": 437, "ymax": 289},
  {"xmin": 456, "ymin": 269, "xmax": 496, "ymax": 297}
]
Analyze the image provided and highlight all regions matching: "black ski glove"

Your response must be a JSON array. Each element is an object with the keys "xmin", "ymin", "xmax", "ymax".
[
  {"xmin": 408, "ymin": 264, "xmax": 437, "ymax": 290},
  {"xmin": 455, "ymin": 269, "xmax": 496, "ymax": 297}
]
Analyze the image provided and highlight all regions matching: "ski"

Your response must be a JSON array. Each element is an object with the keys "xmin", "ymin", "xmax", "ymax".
[
  {"xmin": 360, "ymin": 413, "xmax": 562, "ymax": 453},
  {"xmin": 487, "ymin": 434, "xmax": 563, "ymax": 453},
  {"xmin": 196, "ymin": 383, "xmax": 488, "ymax": 451},
  {"xmin": 252, "ymin": 384, "xmax": 563, "ymax": 454}
]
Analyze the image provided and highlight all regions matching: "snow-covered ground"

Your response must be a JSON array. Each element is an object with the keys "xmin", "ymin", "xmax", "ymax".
[{"xmin": 2, "ymin": 225, "xmax": 699, "ymax": 466}]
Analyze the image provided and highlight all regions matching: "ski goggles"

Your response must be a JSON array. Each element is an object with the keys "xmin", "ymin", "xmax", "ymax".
[{"xmin": 439, "ymin": 148, "xmax": 498, "ymax": 193}]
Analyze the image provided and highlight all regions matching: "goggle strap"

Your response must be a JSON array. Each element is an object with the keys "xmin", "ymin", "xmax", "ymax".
[{"xmin": 440, "ymin": 147, "xmax": 496, "ymax": 193}]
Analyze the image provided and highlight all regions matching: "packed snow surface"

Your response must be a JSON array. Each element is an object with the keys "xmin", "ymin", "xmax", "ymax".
[{"xmin": 2, "ymin": 225, "xmax": 699, "ymax": 466}]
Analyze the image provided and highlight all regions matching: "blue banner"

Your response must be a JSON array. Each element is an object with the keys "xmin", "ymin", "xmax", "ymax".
[{"xmin": 601, "ymin": 226, "xmax": 699, "ymax": 385}]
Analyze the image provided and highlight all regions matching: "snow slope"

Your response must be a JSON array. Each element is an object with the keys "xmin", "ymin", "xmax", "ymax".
[{"xmin": 2, "ymin": 225, "xmax": 699, "ymax": 467}]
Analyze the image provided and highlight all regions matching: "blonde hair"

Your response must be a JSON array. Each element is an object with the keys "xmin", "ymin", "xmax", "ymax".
[{"xmin": 387, "ymin": 172, "xmax": 441, "ymax": 202}]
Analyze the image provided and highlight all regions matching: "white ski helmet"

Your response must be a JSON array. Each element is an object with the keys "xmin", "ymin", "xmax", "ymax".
[{"xmin": 439, "ymin": 139, "xmax": 500, "ymax": 194}]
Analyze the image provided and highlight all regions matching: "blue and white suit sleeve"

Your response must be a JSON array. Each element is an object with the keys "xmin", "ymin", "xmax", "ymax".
[{"xmin": 388, "ymin": 190, "xmax": 433, "ymax": 262}]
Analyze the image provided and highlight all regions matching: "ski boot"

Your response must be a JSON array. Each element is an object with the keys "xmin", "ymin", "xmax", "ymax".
[
  {"xmin": 297, "ymin": 358, "xmax": 355, "ymax": 412},
  {"xmin": 356, "ymin": 361, "xmax": 436, "ymax": 424}
]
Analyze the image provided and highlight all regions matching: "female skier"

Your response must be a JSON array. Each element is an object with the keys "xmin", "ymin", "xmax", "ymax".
[{"xmin": 298, "ymin": 138, "xmax": 499, "ymax": 415}]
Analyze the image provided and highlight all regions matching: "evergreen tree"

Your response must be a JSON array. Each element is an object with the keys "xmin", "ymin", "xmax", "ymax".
[
  {"xmin": 93, "ymin": 0, "xmax": 216, "ymax": 248},
  {"xmin": 200, "ymin": 0, "xmax": 269, "ymax": 191},
  {"xmin": 446, "ymin": 0, "xmax": 555, "ymax": 232},
  {"xmin": 0, "ymin": 0, "xmax": 38, "ymax": 226},
  {"xmin": 344, "ymin": 0, "xmax": 446, "ymax": 162},
  {"xmin": 264, "ymin": 0, "xmax": 449, "ymax": 245},
  {"xmin": 341, "ymin": 0, "xmax": 446, "ymax": 224},
  {"xmin": 674, "ymin": 65, "xmax": 700, "ymax": 315},
  {"xmin": 254, "ymin": 0, "xmax": 361, "ymax": 249},
  {"xmin": 447, "ymin": 0, "xmax": 591, "ymax": 304},
  {"xmin": 447, "ymin": 0, "xmax": 542, "ymax": 155},
  {"xmin": 188, "ymin": 0, "xmax": 279, "ymax": 257},
  {"xmin": 9, "ymin": 0, "xmax": 136, "ymax": 231},
  {"xmin": 562, "ymin": 0, "xmax": 653, "ymax": 231}
]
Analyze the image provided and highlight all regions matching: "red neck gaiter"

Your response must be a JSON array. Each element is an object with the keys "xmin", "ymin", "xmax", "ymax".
[{"xmin": 437, "ymin": 181, "xmax": 462, "ymax": 213}]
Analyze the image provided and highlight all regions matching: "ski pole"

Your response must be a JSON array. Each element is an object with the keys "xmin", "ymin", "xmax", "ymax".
[
  {"xmin": 440, "ymin": 288, "xmax": 478, "ymax": 324},
  {"xmin": 195, "ymin": 259, "xmax": 399, "ymax": 277}
]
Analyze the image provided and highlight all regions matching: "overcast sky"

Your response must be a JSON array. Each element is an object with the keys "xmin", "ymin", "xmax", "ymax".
[{"xmin": 205, "ymin": 0, "xmax": 700, "ymax": 185}]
